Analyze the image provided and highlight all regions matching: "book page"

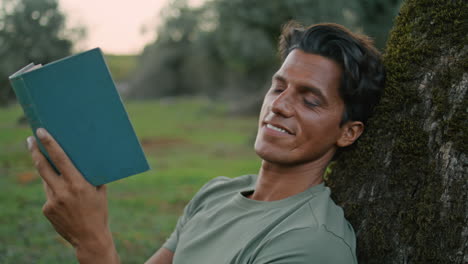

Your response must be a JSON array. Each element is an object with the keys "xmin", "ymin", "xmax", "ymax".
[{"xmin": 9, "ymin": 63, "xmax": 43, "ymax": 78}]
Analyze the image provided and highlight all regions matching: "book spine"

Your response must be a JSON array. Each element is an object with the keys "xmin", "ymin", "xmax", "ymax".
[
  {"xmin": 10, "ymin": 77, "xmax": 60, "ymax": 174},
  {"xmin": 10, "ymin": 77, "xmax": 44, "ymax": 133}
]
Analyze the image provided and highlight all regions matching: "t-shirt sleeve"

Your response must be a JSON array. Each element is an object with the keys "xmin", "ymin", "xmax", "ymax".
[
  {"xmin": 161, "ymin": 210, "xmax": 186, "ymax": 252},
  {"xmin": 252, "ymin": 227, "xmax": 357, "ymax": 264},
  {"xmin": 161, "ymin": 189, "xmax": 201, "ymax": 252}
]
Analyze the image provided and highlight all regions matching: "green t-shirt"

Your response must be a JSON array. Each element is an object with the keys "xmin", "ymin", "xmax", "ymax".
[{"xmin": 163, "ymin": 175, "xmax": 357, "ymax": 264}]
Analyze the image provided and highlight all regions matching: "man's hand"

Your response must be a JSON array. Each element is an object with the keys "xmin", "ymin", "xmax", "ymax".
[{"xmin": 27, "ymin": 128, "xmax": 119, "ymax": 264}]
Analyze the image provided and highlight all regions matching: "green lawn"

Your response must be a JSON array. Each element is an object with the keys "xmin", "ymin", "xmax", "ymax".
[{"xmin": 0, "ymin": 98, "xmax": 261, "ymax": 263}]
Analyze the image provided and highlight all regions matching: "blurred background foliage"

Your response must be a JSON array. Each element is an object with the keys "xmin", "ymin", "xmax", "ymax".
[
  {"xmin": 129, "ymin": 0, "xmax": 403, "ymax": 113},
  {"xmin": 0, "ymin": 0, "xmax": 85, "ymax": 106},
  {"xmin": 0, "ymin": 0, "xmax": 403, "ymax": 110}
]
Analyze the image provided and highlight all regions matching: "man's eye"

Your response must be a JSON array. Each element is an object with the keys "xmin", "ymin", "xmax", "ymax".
[
  {"xmin": 271, "ymin": 84, "xmax": 285, "ymax": 94},
  {"xmin": 304, "ymin": 99, "xmax": 319, "ymax": 107},
  {"xmin": 273, "ymin": 88, "xmax": 284, "ymax": 93}
]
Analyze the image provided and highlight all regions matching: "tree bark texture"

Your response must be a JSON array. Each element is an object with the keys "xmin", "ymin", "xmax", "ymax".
[{"xmin": 327, "ymin": 0, "xmax": 467, "ymax": 263}]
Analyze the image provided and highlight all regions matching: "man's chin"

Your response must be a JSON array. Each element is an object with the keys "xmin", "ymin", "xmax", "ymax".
[{"xmin": 254, "ymin": 145, "xmax": 296, "ymax": 166}]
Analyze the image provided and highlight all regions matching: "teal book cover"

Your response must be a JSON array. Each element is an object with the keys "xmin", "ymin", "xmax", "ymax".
[{"xmin": 9, "ymin": 48, "xmax": 150, "ymax": 186}]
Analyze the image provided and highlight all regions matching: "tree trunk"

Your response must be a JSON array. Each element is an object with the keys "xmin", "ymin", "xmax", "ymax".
[{"xmin": 327, "ymin": 0, "xmax": 467, "ymax": 263}]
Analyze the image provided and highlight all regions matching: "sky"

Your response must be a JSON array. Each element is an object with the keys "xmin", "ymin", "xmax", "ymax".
[{"xmin": 59, "ymin": 0, "xmax": 170, "ymax": 55}]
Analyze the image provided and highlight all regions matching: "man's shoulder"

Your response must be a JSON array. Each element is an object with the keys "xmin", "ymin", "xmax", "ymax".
[
  {"xmin": 257, "ymin": 187, "xmax": 357, "ymax": 263},
  {"xmin": 305, "ymin": 187, "xmax": 356, "ymax": 254},
  {"xmin": 254, "ymin": 226, "xmax": 357, "ymax": 264},
  {"xmin": 307, "ymin": 187, "xmax": 356, "ymax": 243},
  {"xmin": 267, "ymin": 186, "xmax": 356, "ymax": 256}
]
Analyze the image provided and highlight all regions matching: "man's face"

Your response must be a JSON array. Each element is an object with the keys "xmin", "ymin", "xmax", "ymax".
[{"xmin": 254, "ymin": 49, "xmax": 349, "ymax": 165}]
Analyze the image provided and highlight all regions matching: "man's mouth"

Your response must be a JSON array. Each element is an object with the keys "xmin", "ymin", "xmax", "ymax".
[{"xmin": 266, "ymin": 124, "xmax": 293, "ymax": 135}]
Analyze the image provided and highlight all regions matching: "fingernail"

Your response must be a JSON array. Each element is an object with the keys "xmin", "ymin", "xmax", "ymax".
[
  {"xmin": 36, "ymin": 128, "xmax": 48, "ymax": 139},
  {"xmin": 27, "ymin": 136, "xmax": 34, "ymax": 150}
]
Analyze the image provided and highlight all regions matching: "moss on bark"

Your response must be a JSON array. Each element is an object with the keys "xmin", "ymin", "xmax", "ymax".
[{"xmin": 327, "ymin": 0, "xmax": 467, "ymax": 263}]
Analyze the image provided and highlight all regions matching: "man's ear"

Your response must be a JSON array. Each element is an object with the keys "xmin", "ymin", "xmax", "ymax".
[{"xmin": 337, "ymin": 121, "xmax": 364, "ymax": 147}]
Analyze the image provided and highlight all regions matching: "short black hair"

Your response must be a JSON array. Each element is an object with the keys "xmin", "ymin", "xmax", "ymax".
[{"xmin": 279, "ymin": 22, "xmax": 386, "ymax": 125}]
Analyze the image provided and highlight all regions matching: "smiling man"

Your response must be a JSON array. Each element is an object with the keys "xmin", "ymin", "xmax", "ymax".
[{"xmin": 27, "ymin": 22, "xmax": 385, "ymax": 264}]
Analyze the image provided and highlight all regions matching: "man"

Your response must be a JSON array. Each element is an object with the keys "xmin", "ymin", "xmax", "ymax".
[{"xmin": 27, "ymin": 22, "xmax": 385, "ymax": 263}]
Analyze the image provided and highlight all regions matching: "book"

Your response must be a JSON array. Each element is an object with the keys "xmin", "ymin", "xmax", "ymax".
[{"xmin": 9, "ymin": 48, "xmax": 150, "ymax": 186}]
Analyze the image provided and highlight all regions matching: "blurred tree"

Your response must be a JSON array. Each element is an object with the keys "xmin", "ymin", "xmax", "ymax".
[
  {"xmin": 206, "ymin": 0, "xmax": 361, "ymax": 110},
  {"xmin": 0, "ymin": 0, "xmax": 85, "ymax": 106},
  {"xmin": 328, "ymin": 0, "xmax": 467, "ymax": 262},
  {"xmin": 131, "ymin": 0, "xmax": 220, "ymax": 98},
  {"xmin": 130, "ymin": 0, "xmax": 403, "ymax": 112},
  {"xmin": 355, "ymin": 0, "xmax": 403, "ymax": 48}
]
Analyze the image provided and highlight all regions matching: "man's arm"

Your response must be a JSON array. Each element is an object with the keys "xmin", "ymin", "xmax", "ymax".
[
  {"xmin": 145, "ymin": 248, "xmax": 174, "ymax": 264},
  {"xmin": 29, "ymin": 128, "xmax": 176, "ymax": 263}
]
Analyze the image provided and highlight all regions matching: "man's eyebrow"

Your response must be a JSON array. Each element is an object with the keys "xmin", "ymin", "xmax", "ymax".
[{"xmin": 273, "ymin": 73, "xmax": 286, "ymax": 82}]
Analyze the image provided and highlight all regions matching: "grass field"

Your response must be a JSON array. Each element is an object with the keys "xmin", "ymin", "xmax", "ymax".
[{"xmin": 0, "ymin": 98, "xmax": 261, "ymax": 263}]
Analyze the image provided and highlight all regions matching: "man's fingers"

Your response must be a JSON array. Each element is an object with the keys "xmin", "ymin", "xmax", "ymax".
[
  {"xmin": 41, "ymin": 179, "xmax": 54, "ymax": 199},
  {"xmin": 28, "ymin": 136, "xmax": 60, "ymax": 191},
  {"xmin": 35, "ymin": 128, "xmax": 84, "ymax": 184}
]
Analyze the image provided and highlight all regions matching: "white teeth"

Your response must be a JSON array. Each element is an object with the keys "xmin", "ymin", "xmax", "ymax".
[{"xmin": 267, "ymin": 124, "xmax": 288, "ymax": 134}]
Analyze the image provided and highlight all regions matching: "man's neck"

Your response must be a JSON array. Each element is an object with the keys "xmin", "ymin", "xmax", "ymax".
[{"xmin": 250, "ymin": 156, "xmax": 331, "ymax": 201}]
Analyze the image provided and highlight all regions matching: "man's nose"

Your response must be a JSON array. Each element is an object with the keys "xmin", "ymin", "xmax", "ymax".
[{"xmin": 271, "ymin": 89, "xmax": 294, "ymax": 118}]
